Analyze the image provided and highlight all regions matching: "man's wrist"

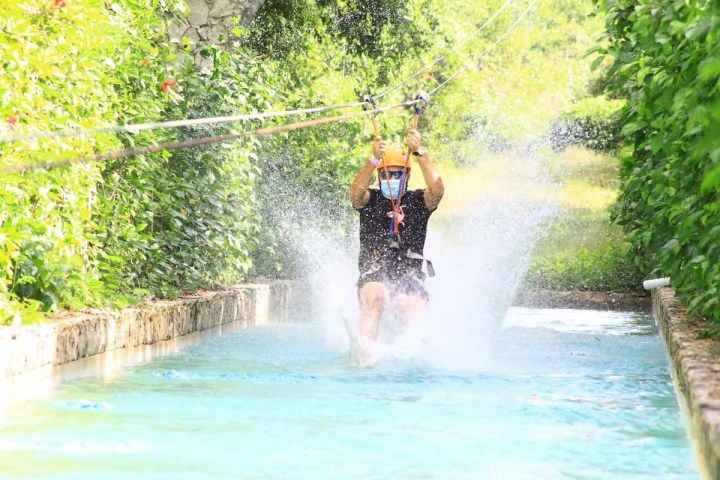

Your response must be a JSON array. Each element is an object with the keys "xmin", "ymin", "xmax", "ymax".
[
  {"xmin": 370, "ymin": 155, "xmax": 381, "ymax": 166},
  {"xmin": 412, "ymin": 148, "xmax": 426, "ymax": 157}
]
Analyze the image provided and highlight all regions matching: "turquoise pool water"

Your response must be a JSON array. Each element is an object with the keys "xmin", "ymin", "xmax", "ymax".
[{"xmin": 0, "ymin": 308, "xmax": 699, "ymax": 479}]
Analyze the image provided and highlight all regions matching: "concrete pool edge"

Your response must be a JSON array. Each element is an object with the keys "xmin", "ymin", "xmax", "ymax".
[
  {"xmin": 0, "ymin": 281, "xmax": 295, "ymax": 379},
  {"xmin": 653, "ymin": 287, "xmax": 720, "ymax": 480},
  {"xmin": 513, "ymin": 288, "xmax": 651, "ymax": 312}
]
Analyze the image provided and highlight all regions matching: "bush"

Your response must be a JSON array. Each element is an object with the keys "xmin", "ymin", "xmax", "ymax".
[
  {"xmin": 525, "ymin": 240, "xmax": 645, "ymax": 292},
  {"xmin": 0, "ymin": 0, "xmax": 162, "ymax": 323},
  {"xmin": 595, "ymin": 0, "xmax": 720, "ymax": 321},
  {"xmin": 95, "ymin": 43, "xmax": 273, "ymax": 298},
  {"xmin": 0, "ymin": 1, "xmax": 272, "ymax": 320},
  {"xmin": 549, "ymin": 95, "xmax": 624, "ymax": 152}
]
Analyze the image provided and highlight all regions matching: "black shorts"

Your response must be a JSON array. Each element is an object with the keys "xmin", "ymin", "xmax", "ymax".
[{"xmin": 356, "ymin": 267, "xmax": 429, "ymax": 302}]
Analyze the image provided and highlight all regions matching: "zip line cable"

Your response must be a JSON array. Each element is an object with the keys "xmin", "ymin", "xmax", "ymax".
[
  {"xmin": 0, "ymin": 0, "xmax": 517, "ymax": 146},
  {"xmin": 2, "ymin": 0, "xmax": 535, "ymax": 175},
  {"xmin": 373, "ymin": 0, "xmax": 516, "ymax": 101},
  {"xmin": 429, "ymin": 0, "xmax": 536, "ymax": 96},
  {"xmin": 0, "ymin": 101, "xmax": 369, "ymax": 145},
  {"xmin": 0, "ymin": 100, "xmax": 420, "ymax": 175}
]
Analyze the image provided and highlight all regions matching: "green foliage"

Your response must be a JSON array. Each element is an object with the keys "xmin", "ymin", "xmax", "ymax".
[
  {"xmin": 316, "ymin": 0, "xmax": 433, "ymax": 71},
  {"xmin": 595, "ymin": 0, "xmax": 720, "ymax": 321},
  {"xmin": 0, "ymin": 0, "xmax": 270, "ymax": 321},
  {"xmin": 427, "ymin": 0, "xmax": 606, "ymax": 161},
  {"xmin": 0, "ymin": 0, "xmax": 140, "ymax": 323},
  {"xmin": 252, "ymin": 0, "xmax": 435, "ymax": 62},
  {"xmin": 527, "ymin": 238, "xmax": 644, "ymax": 292},
  {"xmin": 524, "ymin": 145, "xmax": 642, "ymax": 293},
  {"xmin": 246, "ymin": 0, "xmax": 440, "ymax": 86},
  {"xmin": 549, "ymin": 95, "xmax": 624, "ymax": 152},
  {"xmin": 0, "ymin": 0, "xmax": 627, "ymax": 325},
  {"xmin": 251, "ymin": 123, "xmax": 362, "ymax": 278},
  {"xmin": 95, "ymin": 43, "xmax": 272, "ymax": 297},
  {"xmin": 243, "ymin": 0, "xmax": 320, "ymax": 61}
]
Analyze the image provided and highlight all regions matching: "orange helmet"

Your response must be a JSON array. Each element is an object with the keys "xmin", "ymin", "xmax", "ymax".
[{"xmin": 379, "ymin": 147, "xmax": 410, "ymax": 170}]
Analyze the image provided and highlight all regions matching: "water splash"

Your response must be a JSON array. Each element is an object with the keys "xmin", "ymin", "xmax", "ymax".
[{"xmin": 259, "ymin": 143, "xmax": 560, "ymax": 371}]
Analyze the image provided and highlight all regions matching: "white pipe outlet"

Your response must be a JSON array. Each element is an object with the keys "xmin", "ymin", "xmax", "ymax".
[{"xmin": 643, "ymin": 277, "xmax": 671, "ymax": 290}]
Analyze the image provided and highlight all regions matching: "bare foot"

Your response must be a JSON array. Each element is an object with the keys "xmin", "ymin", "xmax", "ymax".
[
  {"xmin": 342, "ymin": 313, "xmax": 376, "ymax": 368},
  {"xmin": 353, "ymin": 336, "xmax": 375, "ymax": 368}
]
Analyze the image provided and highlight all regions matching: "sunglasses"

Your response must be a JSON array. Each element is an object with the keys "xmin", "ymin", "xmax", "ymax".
[{"xmin": 379, "ymin": 170, "xmax": 405, "ymax": 180}]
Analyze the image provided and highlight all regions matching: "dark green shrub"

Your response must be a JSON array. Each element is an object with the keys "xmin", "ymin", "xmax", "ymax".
[
  {"xmin": 526, "ymin": 240, "xmax": 645, "ymax": 292},
  {"xmin": 595, "ymin": 0, "xmax": 720, "ymax": 321},
  {"xmin": 0, "ymin": 0, "xmax": 167, "ymax": 322},
  {"xmin": 95, "ymin": 43, "xmax": 273, "ymax": 298},
  {"xmin": 549, "ymin": 95, "xmax": 624, "ymax": 152}
]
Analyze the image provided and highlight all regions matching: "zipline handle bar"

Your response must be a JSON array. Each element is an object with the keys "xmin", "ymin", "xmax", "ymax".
[
  {"xmin": 361, "ymin": 95, "xmax": 376, "ymax": 111},
  {"xmin": 414, "ymin": 92, "xmax": 430, "ymax": 119},
  {"xmin": 362, "ymin": 94, "xmax": 381, "ymax": 138}
]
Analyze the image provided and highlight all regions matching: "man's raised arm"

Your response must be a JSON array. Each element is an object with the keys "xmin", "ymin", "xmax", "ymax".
[
  {"xmin": 350, "ymin": 138, "xmax": 384, "ymax": 209},
  {"xmin": 406, "ymin": 129, "xmax": 444, "ymax": 211}
]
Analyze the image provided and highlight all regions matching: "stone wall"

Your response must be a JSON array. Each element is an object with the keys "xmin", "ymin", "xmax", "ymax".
[
  {"xmin": 0, "ymin": 282, "xmax": 292, "ymax": 379},
  {"xmin": 653, "ymin": 287, "xmax": 720, "ymax": 480},
  {"xmin": 169, "ymin": 0, "xmax": 265, "ymax": 45},
  {"xmin": 513, "ymin": 289, "xmax": 651, "ymax": 312}
]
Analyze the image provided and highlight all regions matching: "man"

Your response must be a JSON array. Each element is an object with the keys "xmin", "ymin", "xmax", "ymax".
[{"xmin": 348, "ymin": 128, "xmax": 444, "ymax": 365}]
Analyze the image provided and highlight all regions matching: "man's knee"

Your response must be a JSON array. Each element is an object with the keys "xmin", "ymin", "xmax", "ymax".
[
  {"xmin": 394, "ymin": 293, "xmax": 426, "ymax": 325},
  {"xmin": 395, "ymin": 294, "xmax": 426, "ymax": 314},
  {"xmin": 359, "ymin": 282, "xmax": 388, "ymax": 311}
]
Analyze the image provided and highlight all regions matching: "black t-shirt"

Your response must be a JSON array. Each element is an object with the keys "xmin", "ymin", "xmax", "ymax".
[{"xmin": 356, "ymin": 188, "xmax": 433, "ymax": 277}]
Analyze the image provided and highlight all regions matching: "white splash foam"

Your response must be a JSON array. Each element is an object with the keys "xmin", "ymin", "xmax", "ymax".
[{"xmin": 262, "ymin": 145, "xmax": 559, "ymax": 371}]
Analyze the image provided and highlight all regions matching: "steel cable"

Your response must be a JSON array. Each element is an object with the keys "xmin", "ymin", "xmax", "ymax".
[
  {"xmin": 0, "ymin": 101, "xmax": 369, "ymax": 145},
  {"xmin": 429, "ymin": 0, "xmax": 537, "ymax": 96},
  {"xmin": 373, "ymin": 0, "xmax": 516, "ymax": 102},
  {"xmin": 2, "ymin": 0, "xmax": 535, "ymax": 175},
  {"xmin": 0, "ymin": 100, "xmax": 419, "ymax": 175}
]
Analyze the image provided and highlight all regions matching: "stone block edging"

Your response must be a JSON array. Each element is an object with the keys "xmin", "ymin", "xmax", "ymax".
[
  {"xmin": 0, "ymin": 281, "xmax": 294, "ymax": 379},
  {"xmin": 653, "ymin": 287, "xmax": 720, "ymax": 480},
  {"xmin": 513, "ymin": 289, "xmax": 651, "ymax": 312}
]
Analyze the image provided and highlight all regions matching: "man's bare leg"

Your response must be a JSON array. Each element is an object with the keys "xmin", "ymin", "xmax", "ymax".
[
  {"xmin": 394, "ymin": 294, "xmax": 426, "ymax": 329},
  {"xmin": 355, "ymin": 282, "xmax": 388, "ymax": 367}
]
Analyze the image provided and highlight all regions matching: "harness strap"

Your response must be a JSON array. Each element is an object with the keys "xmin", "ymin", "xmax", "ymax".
[
  {"xmin": 407, "ymin": 251, "xmax": 435, "ymax": 278},
  {"xmin": 392, "ymin": 93, "xmax": 428, "ymax": 234},
  {"xmin": 387, "ymin": 242, "xmax": 436, "ymax": 278},
  {"xmin": 365, "ymin": 91, "xmax": 428, "ymax": 238}
]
